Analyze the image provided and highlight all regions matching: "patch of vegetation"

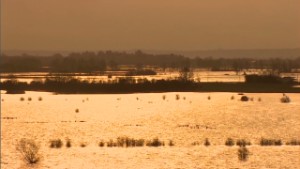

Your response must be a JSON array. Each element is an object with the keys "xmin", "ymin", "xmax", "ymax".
[
  {"xmin": 162, "ymin": 95, "xmax": 166, "ymax": 100},
  {"xmin": 75, "ymin": 109, "xmax": 79, "ymax": 113},
  {"xmin": 66, "ymin": 140, "xmax": 71, "ymax": 148},
  {"xmin": 238, "ymin": 146, "xmax": 250, "ymax": 161},
  {"xmin": 286, "ymin": 139, "xmax": 300, "ymax": 146},
  {"xmin": 50, "ymin": 139, "xmax": 63, "ymax": 148},
  {"xmin": 80, "ymin": 143, "xmax": 87, "ymax": 147},
  {"xmin": 28, "ymin": 97, "xmax": 32, "ymax": 101},
  {"xmin": 204, "ymin": 138, "xmax": 210, "ymax": 146},
  {"xmin": 38, "ymin": 97, "xmax": 43, "ymax": 101},
  {"xmin": 236, "ymin": 139, "xmax": 251, "ymax": 147},
  {"xmin": 20, "ymin": 97, "xmax": 25, "ymax": 101},
  {"xmin": 16, "ymin": 139, "xmax": 40, "ymax": 164},
  {"xmin": 176, "ymin": 94, "xmax": 180, "ymax": 100},
  {"xmin": 146, "ymin": 138, "xmax": 164, "ymax": 147},
  {"xmin": 225, "ymin": 138, "xmax": 235, "ymax": 146},
  {"xmin": 169, "ymin": 140, "xmax": 174, "ymax": 146},
  {"xmin": 260, "ymin": 138, "xmax": 282, "ymax": 146},
  {"xmin": 99, "ymin": 141, "xmax": 105, "ymax": 147},
  {"xmin": 281, "ymin": 94, "xmax": 291, "ymax": 103}
]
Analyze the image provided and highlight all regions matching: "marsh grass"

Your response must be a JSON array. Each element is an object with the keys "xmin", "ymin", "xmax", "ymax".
[
  {"xmin": 38, "ymin": 97, "xmax": 42, "ymax": 101},
  {"xmin": 236, "ymin": 139, "xmax": 251, "ymax": 147},
  {"xmin": 238, "ymin": 146, "xmax": 249, "ymax": 161},
  {"xmin": 50, "ymin": 139, "xmax": 63, "ymax": 148},
  {"xmin": 146, "ymin": 138, "xmax": 164, "ymax": 147},
  {"xmin": 20, "ymin": 97, "xmax": 25, "ymax": 101},
  {"xmin": 16, "ymin": 139, "xmax": 40, "ymax": 164},
  {"xmin": 286, "ymin": 139, "xmax": 300, "ymax": 146},
  {"xmin": 225, "ymin": 138, "xmax": 235, "ymax": 146},
  {"xmin": 80, "ymin": 143, "xmax": 87, "ymax": 147},
  {"xmin": 168, "ymin": 140, "xmax": 174, "ymax": 146},
  {"xmin": 176, "ymin": 94, "xmax": 180, "ymax": 100},
  {"xmin": 28, "ymin": 97, "xmax": 32, "ymax": 101},
  {"xmin": 75, "ymin": 109, "xmax": 79, "ymax": 113},
  {"xmin": 204, "ymin": 138, "xmax": 211, "ymax": 146},
  {"xmin": 260, "ymin": 138, "xmax": 282, "ymax": 146},
  {"xmin": 66, "ymin": 140, "xmax": 71, "ymax": 148}
]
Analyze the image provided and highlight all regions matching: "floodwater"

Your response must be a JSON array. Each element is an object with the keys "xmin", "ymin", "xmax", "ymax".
[{"xmin": 1, "ymin": 91, "xmax": 300, "ymax": 168}]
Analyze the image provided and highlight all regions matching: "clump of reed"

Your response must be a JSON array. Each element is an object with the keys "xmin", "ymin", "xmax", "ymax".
[
  {"xmin": 176, "ymin": 94, "xmax": 180, "ymax": 100},
  {"xmin": 168, "ymin": 140, "xmax": 174, "ymax": 146},
  {"xmin": 207, "ymin": 96, "xmax": 211, "ymax": 100},
  {"xmin": 117, "ymin": 137, "xmax": 145, "ymax": 147},
  {"xmin": 66, "ymin": 139, "xmax": 71, "ymax": 148},
  {"xmin": 50, "ymin": 139, "xmax": 63, "ymax": 148},
  {"xmin": 258, "ymin": 97, "xmax": 262, "ymax": 102},
  {"xmin": 38, "ymin": 97, "xmax": 43, "ymax": 101},
  {"xmin": 146, "ymin": 138, "xmax": 164, "ymax": 147},
  {"xmin": 236, "ymin": 139, "xmax": 251, "ymax": 147},
  {"xmin": 204, "ymin": 138, "xmax": 210, "ymax": 146},
  {"xmin": 162, "ymin": 95, "xmax": 166, "ymax": 100},
  {"xmin": 28, "ymin": 97, "xmax": 32, "ymax": 101},
  {"xmin": 281, "ymin": 94, "xmax": 291, "ymax": 103},
  {"xmin": 286, "ymin": 139, "xmax": 300, "ymax": 146},
  {"xmin": 16, "ymin": 138, "xmax": 40, "ymax": 164},
  {"xmin": 231, "ymin": 96, "xmax": 235, "ymax": 100},
  {"xmin": 20, "ymin": 97, "xmax": 25, "ymax": 101},
  {"xmin": 238, "ymin": 146, "xmax": 250, "ymax": 161},
  {"xmin": 99, "ymin": 141, "xmax": 105, "ymax": 147},
  {"xmin": 80, "ymin": 143, "xmax": 87, "ymax": 147},
  {"xmin": 260, "ymin": 138, "xmax": 282, "ymax": 146},
  {"xmin": 225, "ymin": 138, "xmax": 235, "ymax": 146},
  {"xmin": 75, "ymin": 109, "xmax": 79, "ymax": 113},
  {"xmin": 107, "ymin": 139, "xmax": 117, "ymax": 147}
]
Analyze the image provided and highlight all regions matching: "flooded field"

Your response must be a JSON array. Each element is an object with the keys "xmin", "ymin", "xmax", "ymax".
[{"xmin": 1, "ymin": 91, "xmax": 300, "ymax": 168}]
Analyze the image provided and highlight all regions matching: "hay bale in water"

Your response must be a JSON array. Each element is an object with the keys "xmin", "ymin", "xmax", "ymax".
[{"xmin": 241, "ymin": 96, "xmax": 249, "ymax": 102}]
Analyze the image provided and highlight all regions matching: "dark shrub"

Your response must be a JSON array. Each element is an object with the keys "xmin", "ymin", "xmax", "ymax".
[
  {"xmin": 169, "ymin": 140, "xmax": 174, "ymax": 146},
  {"xmin": 238, "ymin": 146, "xmax": 249, "ymax": 161},
  {"xmin": 236, "ymin": 139, "xmax": 251, "ymax": 147},
  {"xmin": 66, "ymin": 140, "xmax": 71, "ymax": 148},
  {"xmin": 241, "ymin": 96, "xmax": 249, "ymax": 102},
  {"xmin": 20, "ymin": 97, "xmax": 25, "ymax": 101},
  {"xmin": 50, "ymin": 139, "xmax": 63, "ymax": 148},
  {"xmin": 38, "ymin": 97, "xmax": 43, "ymax": 101},
  {"xmin": 16, "ymin": 139, "xmax": 40, "ymax": 164},
  {"xmin": 204, "ymin": 138, "xmax": 210, "ymax": 146},
  {"xmin": 146, "ymin": 138, "xmax": 163, "ymax": 147},
  {"xmin": 99, "ymin": 142, "xmax": 105, "ymax": 147},
  {"xmin": 286, "ymin": 139, "xmax": 300, "ymax": 146},
  {"xmin": 225, "ymin": 138, "xmax": 235, "ymax": 146}
]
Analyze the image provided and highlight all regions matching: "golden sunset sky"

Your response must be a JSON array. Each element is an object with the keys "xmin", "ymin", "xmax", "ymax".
[{"xmin": 1, "ymin": 0, "xmax": 300, "ymax": 51}]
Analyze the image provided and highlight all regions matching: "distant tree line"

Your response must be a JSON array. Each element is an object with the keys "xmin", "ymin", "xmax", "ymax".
[{"xmin": 1, "ymin": 50, "xmax": 300, "ymax": 73}]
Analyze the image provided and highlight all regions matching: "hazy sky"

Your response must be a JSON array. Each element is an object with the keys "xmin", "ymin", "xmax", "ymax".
[{"xmin": 1, "ymin": 0, "xmax": 300, "ymax": 51}]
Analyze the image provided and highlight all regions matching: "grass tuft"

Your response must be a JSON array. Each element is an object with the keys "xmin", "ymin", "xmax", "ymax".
[
  {"xmin": 16, "ymin": 139, "xmax": 40, "ymax": 164},
  {"xmin": 225, "ymin": 138, "xmax": 235, "ymax": 146}
]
